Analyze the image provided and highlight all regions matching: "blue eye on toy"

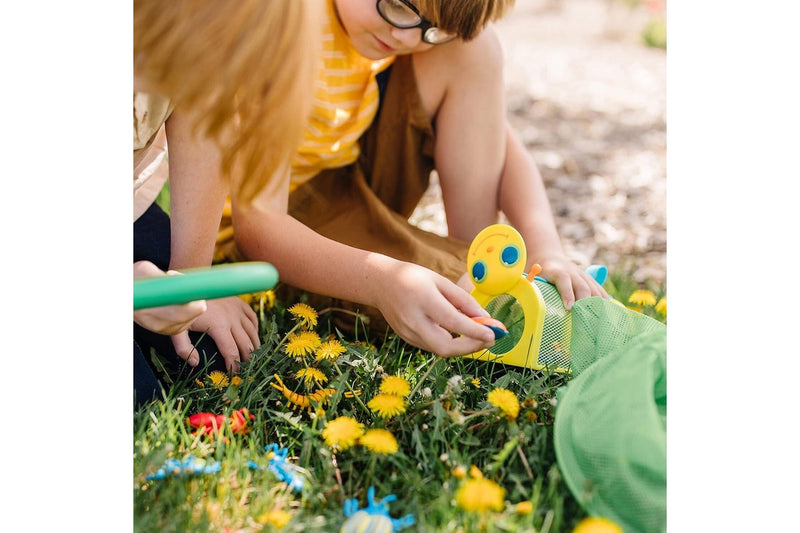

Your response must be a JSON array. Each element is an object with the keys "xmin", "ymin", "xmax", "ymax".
[
  {"xmin": 500, "ymin": 244, "xmax": 520, "ymax": 267},
  {"xmin": 471, "ymin": 260, "xmax": 487, "ymax": 283}
]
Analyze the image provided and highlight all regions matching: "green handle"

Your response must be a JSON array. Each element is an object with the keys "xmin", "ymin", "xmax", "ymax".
[{"xmin": 134, "ymin": 262, "xmax": 279, "ymax": 310}]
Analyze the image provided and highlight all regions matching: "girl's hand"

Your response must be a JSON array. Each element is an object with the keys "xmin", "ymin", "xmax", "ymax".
[
  {"xmin": 536, "ymin": 255, "xmax": 609, "ymax": 310},
  {"xmin": 371, "ymin": 261, "xmax": 496, "ymax": 357},
  {"xmin": 133, "ymin": 261, "xmax": 208, "ymax": 335},
  {"xmin": 174, "ymin": 296, "xmax": 260, "ymax": 373}
]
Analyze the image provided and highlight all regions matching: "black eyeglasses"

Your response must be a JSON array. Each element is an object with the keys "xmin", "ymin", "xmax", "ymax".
[{"xmin": 376, "ymin": 0, "xmax": 457, "ymax": 45}]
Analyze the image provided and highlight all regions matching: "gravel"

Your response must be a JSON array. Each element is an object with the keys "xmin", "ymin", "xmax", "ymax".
[{"xmin": 410, "ymin": 0, "xmax": 666, "ymax": 284}]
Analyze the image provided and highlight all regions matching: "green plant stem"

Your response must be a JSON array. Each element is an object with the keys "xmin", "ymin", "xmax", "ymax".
[
  {"xmin": 332, "ymin": 361, "xmax": 372, "ymax": 417},
  {"xmin": 409, "ymin": 355, "xmax": 440, "ymax": 399},
  {"xmin": 275, "ymin": 322, "xmax": 301, "ymax": 352}
]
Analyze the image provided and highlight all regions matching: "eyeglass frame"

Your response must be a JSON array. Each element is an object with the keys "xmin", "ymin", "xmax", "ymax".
[{"xmin": 375, "ymin": 0, "xmax": 457, "ymax": 45}]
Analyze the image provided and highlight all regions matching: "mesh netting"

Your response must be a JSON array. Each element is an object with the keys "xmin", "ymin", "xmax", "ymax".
[
  {"xmin": 569, "ymin": 296, "xmax": 666, "ymax": 376},
  {"xmin": 483, "ymin": 279, "xmax": 572, "ymax": 370},
  {"xmin": 535, "ymin": 279, "xmax": 573, "ymax": 370},
  {"xmin": 554, "ymin": 298, "xmax": 667, "ymax": 533}
]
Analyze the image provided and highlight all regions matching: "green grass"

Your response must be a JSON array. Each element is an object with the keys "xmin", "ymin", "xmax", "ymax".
[{"xmin": 134, "ymin": 276, "xmax": 665, "ymax": 532}]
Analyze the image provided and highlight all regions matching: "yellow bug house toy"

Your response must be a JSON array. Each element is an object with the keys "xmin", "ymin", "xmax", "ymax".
[{"xmin": 464, "ymin": 224, "xmax": 579, "ymax": 372}]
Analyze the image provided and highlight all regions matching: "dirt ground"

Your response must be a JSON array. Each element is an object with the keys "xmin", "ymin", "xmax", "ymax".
[{"xmin": 410, "ymin": 0, "xmax": 666, "ymax": 284}]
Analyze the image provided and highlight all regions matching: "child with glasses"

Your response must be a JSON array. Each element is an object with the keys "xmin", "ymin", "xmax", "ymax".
[
  {"xmin": 133, "ymin": 0, "xmax": 320, "ymax": 405},
  {"xmin": 226, "ymin": 0, "xmax": 609, "ymax": 358}
]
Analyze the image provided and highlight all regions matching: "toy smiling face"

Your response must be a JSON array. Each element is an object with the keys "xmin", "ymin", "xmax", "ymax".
[{"xmin": 467, "ymin": 224, "xmax": 527, "ymax": 295}]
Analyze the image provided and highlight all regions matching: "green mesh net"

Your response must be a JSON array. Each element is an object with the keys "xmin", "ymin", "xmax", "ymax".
[{"xmin": 554, "ymin": 298, "xmax": 667, "ymax": 533}]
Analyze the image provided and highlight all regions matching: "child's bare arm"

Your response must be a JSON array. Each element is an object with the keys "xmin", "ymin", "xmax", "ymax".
[
  {"xmin": 162, "ymin": 109, "xmax": 261, "ymax": 372},
  {"xmin": 233, "ymin": 205, "xmax": 496, "ymax": 357},
  {"xmin": 417, "ymin": 27, "xmax": 507, "ymax": 242},
  {"xmin": 419, "ymin": 27, "xmax": 606, "ymax": 309},
  {"xmin": 499, "ymin": 124, "xmax": 608, "ymax": 308}
]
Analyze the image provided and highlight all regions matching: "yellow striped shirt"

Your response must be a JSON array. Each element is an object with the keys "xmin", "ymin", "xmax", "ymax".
[{"xmin": 290, "ymin": 0, "xmax": 395, "ymax": 190}]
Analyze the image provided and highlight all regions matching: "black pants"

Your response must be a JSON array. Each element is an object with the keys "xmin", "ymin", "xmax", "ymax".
[{"xmin": 133, "ymin": 203, "xmax": 226, "ymax": 407}]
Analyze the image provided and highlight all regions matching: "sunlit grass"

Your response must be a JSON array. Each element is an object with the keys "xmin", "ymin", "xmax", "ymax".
[{"xmin": 134, "ymin": 273, "xmax": 665, "ymax": 532}]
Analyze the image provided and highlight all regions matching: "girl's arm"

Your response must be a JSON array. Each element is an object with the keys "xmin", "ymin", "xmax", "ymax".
[
  {"xmin": 162, "ymin": 109, "xmax": 261, "ymax": 372},
  {"xmin": 232, "ymin": 200, "xmax": 496, "ymax": 358},
  {"xmin": 499, "ymin": 123, "xmax": 608, "ymax": 309}
]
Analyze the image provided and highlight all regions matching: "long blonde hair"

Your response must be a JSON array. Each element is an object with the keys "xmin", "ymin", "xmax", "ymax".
[
  {"xmin": 416, "ymin": 0, "xmax": 515, "ymax": 41},
  {"xmin": 134, "ymin": 0, "xmax": 322, "ymax": 206}
]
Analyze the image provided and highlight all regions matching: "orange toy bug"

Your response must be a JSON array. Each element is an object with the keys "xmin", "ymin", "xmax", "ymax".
[{"xmin": 270, "ymin": 374, "xmax": 359, "ymax": 412}]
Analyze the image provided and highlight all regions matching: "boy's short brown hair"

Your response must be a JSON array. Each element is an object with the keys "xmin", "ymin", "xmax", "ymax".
[{"xmin": 416, "ymin": 0, "xmax": 515, "ymax": 41}]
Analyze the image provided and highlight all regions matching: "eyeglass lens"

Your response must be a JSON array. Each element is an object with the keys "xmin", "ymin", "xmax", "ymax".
[
  {"xmin": 378, "ymin": 0, "xmax": 456, "ymax": 43},
  {"xmin": 380, "ymin": 0, "xmax": 422, "ymax": 27}
]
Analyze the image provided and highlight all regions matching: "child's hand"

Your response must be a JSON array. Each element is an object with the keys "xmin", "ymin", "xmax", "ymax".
[
  {"xmin": 134, "ymin": 261, "xmax": 208, "ymax": 335},
  {"xmin": 536, "ymin": 256, "xmax": 609, "ymax": 310},
  {"xmin": 174, "ymin": 296, "xmax": 261, "ymax": 373},
  {"xmin": 371, "ymin": 261, "xmax": 496, "ymax": 357}
]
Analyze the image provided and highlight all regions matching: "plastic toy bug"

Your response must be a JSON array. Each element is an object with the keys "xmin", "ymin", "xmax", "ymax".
[
  {"xmin": 464, "ymin": 223, "xmax": 609, "ymax": 372},
  {"xmin": 340, "ymin": 486, "xmax": 415, "ymax": 533},
  {"xmin": 464, "ymin": 224, "xmax": 548, "ymax": 369},
  {"xmin": 248, "ymin": 443, "xmax": 306, "ymax": 492},
  {"xmin": 146, "ymin": 455, "xmax": 221, "ymax": 481},
  {"xmin": 270, "ymin": 374, "xmax": 359, "ymax": 412},
  {"xmin": 186, "ymin": 407, "xmax": 255, "ymax": 437}
]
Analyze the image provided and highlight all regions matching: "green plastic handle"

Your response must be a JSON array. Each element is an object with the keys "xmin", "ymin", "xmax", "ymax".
[{"xmin": 134, "ymin": 262, "xmax": 279, "ymax": 310}]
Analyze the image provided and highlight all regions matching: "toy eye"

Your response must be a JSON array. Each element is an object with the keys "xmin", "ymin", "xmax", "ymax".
[
  {"xmin": 500, "ymin": 245, "xmax": 520, "ymax": 267},
  {"xmin": 471, "ymin": 260, "xmax": 487, "ymax": 283}
]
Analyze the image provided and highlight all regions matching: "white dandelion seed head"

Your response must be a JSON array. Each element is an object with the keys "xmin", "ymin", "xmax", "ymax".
[{"xmin": 447, "ymin": 375, "xmax": 464, "ymax": 388}]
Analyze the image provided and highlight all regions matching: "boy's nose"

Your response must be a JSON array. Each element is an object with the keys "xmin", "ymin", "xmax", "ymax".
[{"xmin": 390, "ymin": 26, "xmax": 422, "ymax": 48}]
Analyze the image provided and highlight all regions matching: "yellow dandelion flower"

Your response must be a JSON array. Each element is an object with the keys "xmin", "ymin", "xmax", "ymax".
[
  {"xmin": 367, "ymin": 393, "xmax": 407, "ymax": 418},
  {"xmin": 238, "ymin": 292, "xmax": 256, "ymax": 305},
  {"xmin": 208, "ymin": 371, "xmax": 229, "ymax": 389},
  {"xmin": 296, "ymin": 367, "xmax": 328, "ymax": 385},
  {"xmin": 487, "ymin": 388, "xmax": 520, "ymax": 420},
  {"xmin": 471, "ymin": 377, "xmax": 481, "ymax": 388},
  {"xmin": 572, "ymin": 517, "xmax": 623, "ymax": 533},
  {"xmin": 321, "ymin": 416, "xmax": 364, "ymax": 451},
  {"xmin": 628, "ymin": 289, "xmax": 657, "ymax": 307},
  {"xmin": 231, "ymin": 376, "xmax": 243, "ymax": 386},
  {"xmin": 455, "ymin": 478, "xmax": 505, "ymax": 513},
  {"xmin": 261, "ymin": 290, "xmax": 275, "ymax": 310},
  {"xmin": 288, "ymin": 302, "xmax": 318, "ymax": 329},
  {"xmin": 453, "ymin": 465, "xmax": 467, "ymax": 479},
  {"xmin": 515, "ymin": 501, "xmax": 533, "ymax": 515},
  {"xmin": 258, "ymin": 508, "xmax": 292, "ymax": 529},
  {"xmin": 469, "ymin": 465, "xmax": 483, "ymax": 479},
  {"xmin": 626, "ymin": 306, "xmax": 644, "ymax": 313},
  {"xmin": 285, "ymin": 331, "xmax": 321, "ymax": 358},
  {"xmin": 195, "ymin": 378, "xmax": 204, "ymax": 388},
  {"xmin": 655, "ymin": 296, "xmax": 666, "ymax": 316},
  {"xmin": 315, "ymin": 339, "xmax": 347, "ymax": 362},
  {"xmin": 379, "ymin": 375, "xmax": 411, "ymax": 397},
  {"xmin": 358, "ymin": 429, "xmax": 398, "ymax": 454}
]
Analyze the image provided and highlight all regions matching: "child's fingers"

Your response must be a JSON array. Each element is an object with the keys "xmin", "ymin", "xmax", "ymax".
[
  {"xmin": 171, "ymin": 331, "xmax": 199, "ymax": 366},
  {"xmin": 546, "ymin": 271, "xmax": 576, "ymax": 310}
]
